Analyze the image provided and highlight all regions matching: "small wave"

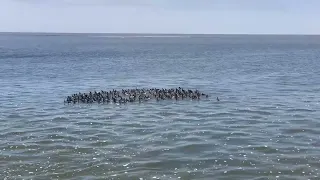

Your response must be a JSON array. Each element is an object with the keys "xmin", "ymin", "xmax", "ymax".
[
  {"xmin": 286, "ymin": 108, "xmax": 316, "ymax": 113},
  {"xmin": 7, "ymin": 114, "xmax": 23, "ymax": 119},
  {"xmin": 311, "ymin": 141, "xmax": 320, "ymax": 147},
  {"xmin": 251, "ymin": 145, "xmax": 279, "ymax": 154},
  {"xmin": 46, "ymin": 134, "xmax": 69, "ymax": 140},
  {"xmin": 235, "ymin": 109, "xmax": 272, "ymax": 116},
  {"xmin": 0, "ymin": 54, "xmax": 50, "ymax": 59},
  {"xmin": 280, "ymin": 128, "xmax": 320, "ymax": 135},
  {"xmin": 42, "ymin": 127, "xmax": 68, "ymax": 132},
  {"xmin": 88, "ymin": 140, "xmax": 111, "ymax": 147},
  {"xmin": 1, "ymin": 131, "xmax": 28, "ymax": 137},
  {"xmin": 75, "ymin": 121, "xmax": 106, "ymax": 126},
  {"xmin": 173, "ymin": 143, "xmax": 212, "ymax": 154},
  {"xmin": 3, "ymin": 144, "xmax": 33, "ymax": 150},
  {"xmin": 52, "ymin": 117, "xmax": 69, "ymax": 122}
]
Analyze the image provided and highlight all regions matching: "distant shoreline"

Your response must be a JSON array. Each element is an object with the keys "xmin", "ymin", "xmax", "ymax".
[{"xmin": 0, "ymin": 31, "xmax": 319, "ymax": 36}]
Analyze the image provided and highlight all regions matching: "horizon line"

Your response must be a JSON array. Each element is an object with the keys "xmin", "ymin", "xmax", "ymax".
[{"xmin": 0, "ymin": 31, "xmax": 319, "ymax": 36}]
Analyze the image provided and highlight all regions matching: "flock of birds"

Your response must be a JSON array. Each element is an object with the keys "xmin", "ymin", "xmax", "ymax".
[{"xmin": 64, "ymin": 87, "xmax": 217, "ymax": 104}]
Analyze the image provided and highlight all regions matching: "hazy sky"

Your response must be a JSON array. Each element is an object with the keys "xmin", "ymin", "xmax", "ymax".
[{"xmin": 0, "ymin": 0, "xmax": 319, "ymax": 34}]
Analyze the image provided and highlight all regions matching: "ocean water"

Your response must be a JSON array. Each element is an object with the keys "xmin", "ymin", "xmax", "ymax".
[{"xmin": 0, "ymin": 33, "xmax": 320, "ymax": 180}]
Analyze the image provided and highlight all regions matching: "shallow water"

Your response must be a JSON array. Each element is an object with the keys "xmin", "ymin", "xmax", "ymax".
[{"xmin": 1, "ymin": 33, "xmax": 320, "ymax": 180}]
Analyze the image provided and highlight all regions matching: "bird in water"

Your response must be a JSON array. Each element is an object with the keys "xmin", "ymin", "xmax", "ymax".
[
  {"xmin": 217, "ymin": 97, "xmax": 220, "ymax": 101},
  {"xmin": 64, "ymin": 87, "xmax": 210, "ymax": 105}
]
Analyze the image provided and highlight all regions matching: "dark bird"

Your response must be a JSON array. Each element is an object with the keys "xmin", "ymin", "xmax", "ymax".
[{"xmin": 64, "ymin": 87, "xmax": 211, "ymax": 105}]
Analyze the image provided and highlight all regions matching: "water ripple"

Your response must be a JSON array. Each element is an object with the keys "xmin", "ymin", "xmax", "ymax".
[{"xmin": 1, "ymin": 34, "xmax": 320, "ymax": 179}]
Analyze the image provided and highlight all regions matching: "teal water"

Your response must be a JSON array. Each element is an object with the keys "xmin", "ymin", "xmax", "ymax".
[{"xmin": 1, "ymin": 33, "xmax": 320, "ymax": 180}]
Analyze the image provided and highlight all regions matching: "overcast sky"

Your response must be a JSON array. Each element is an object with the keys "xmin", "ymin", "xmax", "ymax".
[{"xmin": 0, "ymin": 0, "xmax": 319, "ymax": 34}]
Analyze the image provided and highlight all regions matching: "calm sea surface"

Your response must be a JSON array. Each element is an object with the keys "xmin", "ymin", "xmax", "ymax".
[{"xmin": 0, "ymin": 33, "xmax": 320, "ymax": 180}]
